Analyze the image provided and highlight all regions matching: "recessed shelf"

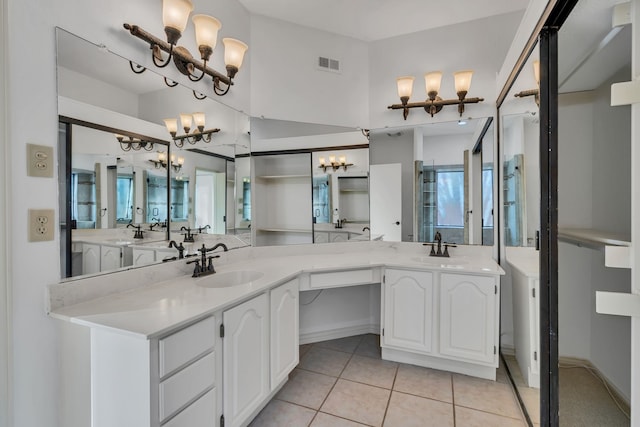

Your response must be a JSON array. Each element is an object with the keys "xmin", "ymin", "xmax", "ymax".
[{"xmin": 558, "ymin": 227, "xmax": 630, "ymax": 249}]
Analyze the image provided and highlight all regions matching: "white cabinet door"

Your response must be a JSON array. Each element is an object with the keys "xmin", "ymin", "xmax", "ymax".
[
  {"xmin": 440, "ymin": 273, "xmax": 497, "ymax": 364},
  {"xmin": 330, "ymin": 232, "xmax": 348, "ymax": 242},
  {"xmin": 133, "ymin": 248, "xmax": 156, "ymax": 266},
  {"xmin": 223, "ymin": 293, "xmax": 269, "ymax": 427},
  {"xmin": 270, "ymin": 279, "xmax": 299, "ymax": 389},
  {"xmin": 101, "ymin": 245, "xmax": 122, "ymax": 272},
  {"xmin": 314, "ymin": 232, "xmax": 329, "ymax": 243},
  {"xmin": 82, "ymin": 243, "xmax": 100, "ymax": 274},
  {"xmin": 382, "ymin": 269, "xmax": 434, "ymax": 354}
]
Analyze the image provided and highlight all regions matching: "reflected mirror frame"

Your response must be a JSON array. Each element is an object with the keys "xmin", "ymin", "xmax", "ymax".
[{"xmin": 58, "ymin": 116, "xmax": 171, "ymax": 278}]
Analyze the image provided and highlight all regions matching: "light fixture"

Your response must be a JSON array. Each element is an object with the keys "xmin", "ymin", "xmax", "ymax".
[
  {"xmin": 163, "ymin": 112, "xmax": 220, "ymax": 148},
  {"xmin": 514, "ymin": 60, "xmax": 540, "ymax": 106},
  {"xmin": 149, "ymin": 152, "xmax": 185, "ymax": 173},
  {"xmin": 124, "ymin": 0, "xmax": 248, "ymax": 98},
  {"xmin": 388, "ymin": 70, "xmax": 484, "ymax": 120},
  {"xmin": 318, "ymin": 155, "xmax": 353, "ymax": 172},
  {"xmin": 115, "ymin": 134, "xmax": 155, "ymax": 151}
]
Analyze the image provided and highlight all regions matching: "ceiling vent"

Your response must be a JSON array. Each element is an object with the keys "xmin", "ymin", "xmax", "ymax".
[{"xmin": 318, "ymin": 56, "xmax": 341, "ymax": 73}]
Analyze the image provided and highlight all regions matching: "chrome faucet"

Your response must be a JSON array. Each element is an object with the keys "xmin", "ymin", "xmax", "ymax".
[{"xmin": 187, "ymin": 243, "xmax": 228, "ymax": 277}]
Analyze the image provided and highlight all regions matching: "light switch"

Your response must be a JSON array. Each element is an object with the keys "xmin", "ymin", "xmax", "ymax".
[{"xmin": 27, "ymin": 143, "xmax": 54, "ymax": 178}]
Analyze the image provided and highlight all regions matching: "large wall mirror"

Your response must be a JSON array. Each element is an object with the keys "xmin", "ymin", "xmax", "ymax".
[
  {"xmin": 368, "ymin": 118, "xmax": 494, "ymax": 246},
  {"xmin": 249, "ymin": 118, "xmax": 370, "ymax": 246},
  {"xmin": 56, "ymin": 28, "xmax": 250, "ymax": 279}
]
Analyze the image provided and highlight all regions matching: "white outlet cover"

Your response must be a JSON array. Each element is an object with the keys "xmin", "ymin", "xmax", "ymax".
[
  {"xmin": 27, "ymin": 143, "xmax": 54, "ymax": 178},
  {"xmin": 28, "ymin": 209, "xmax": 55, "ymax": 242}
]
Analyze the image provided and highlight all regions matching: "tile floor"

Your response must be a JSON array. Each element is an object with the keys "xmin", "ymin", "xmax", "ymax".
[{"xmin": 250, "ymin": 334, "xmax": 528, "ymax": 427}]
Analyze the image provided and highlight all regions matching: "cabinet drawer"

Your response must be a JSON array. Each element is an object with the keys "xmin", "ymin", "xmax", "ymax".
[
  {"xmin": 159, "ymin": 316, "xmax": 216, "ymax": 377},
  {"xmin": 159, "ymin": 351, "xmax": 216, "ymax": 421},
  {"xmin": 163, "ymin": 387, "xmax": 217, "ymax": 427},
  {"xmin": 309, "ymin": 268, "xmax": 376, "ymax": 289}
]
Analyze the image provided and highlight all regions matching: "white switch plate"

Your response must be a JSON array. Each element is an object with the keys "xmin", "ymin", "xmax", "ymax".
[
  {"xmin": 28, "ymin": 209, "xmax": 55, "ymax": 242},
  {"xmin": 27, "ymin": 143, "xmax": 54, "ymax": 178}
]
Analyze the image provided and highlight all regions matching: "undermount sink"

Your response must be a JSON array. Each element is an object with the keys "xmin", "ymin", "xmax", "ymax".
[
  {"xmin": 411, "ymin": 257, "xmax": 468, "ymax": 269},
  {"xmin": 197, "ymin": 270, "xmax": 264, "ymax": 288}
]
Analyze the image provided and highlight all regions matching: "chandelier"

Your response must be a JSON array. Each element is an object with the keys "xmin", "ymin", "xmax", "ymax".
[
  {"xmin": 388, "ymin": 70, "xmax": 483, "ymax": 120},
  {"xmin": 124, "ymin": 0, "xmax": 248, "ymax": 97},
  {"xmin": 115, "ymin": 134, "xmax": 155, "ymax": 151},
  {"xmin": 163, "ymin": 112, "xmax": 220, "ymax": 148}
]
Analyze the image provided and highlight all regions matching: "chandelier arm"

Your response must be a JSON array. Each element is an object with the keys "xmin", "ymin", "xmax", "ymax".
[
  {"xmin": 120, "ymin": 142, "xmax": 132, "ymax": 151},
  {"xmin": 188, "ymin": 60, "xmax": 207, "ymax": 82},
  {"xmin": 144, "ymin": 142, "xmax": 154, "ymax": 151},
  {"xmin": 164, "ymin": 77, "xmax": 179, "ymax": 88},
  {"xmin": 123, "ymin": 24, "xmax": 232, "ymax": 86},
  {"xmin": 202, "ymin": 133, "xmax": 212, "ymax": 143},
  {"xmin": 152, "ymin": 43, "xmax": 174, "ymax": 68},
  {"xmin": 193, "ymin": 91, "xmax": 207, "ymax": 100},
  {"xmin": 213, "ymin": 77, "xmax": 232, "ymax": 96},
  {"xmin": 129, "ymin": 61, "xmax": 147, "ymax": 74}
]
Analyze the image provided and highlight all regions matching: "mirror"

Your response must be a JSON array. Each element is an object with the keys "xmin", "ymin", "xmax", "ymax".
[
  {"xmin": 56, "ymin": 28, "xmax": 250, "ymax": 279},
  {"xmin": 368, "ymin": 118, "xmax": 494, "ymax": 245},
  {"xmin": 249, "ymin": 118, "xmax": 370, "ymax": 246}
]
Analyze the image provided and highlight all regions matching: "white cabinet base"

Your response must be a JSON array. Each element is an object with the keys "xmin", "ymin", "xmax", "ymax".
[{"xmin": 382, "ymin": 347, "xmax": 496, "ymax": 381}]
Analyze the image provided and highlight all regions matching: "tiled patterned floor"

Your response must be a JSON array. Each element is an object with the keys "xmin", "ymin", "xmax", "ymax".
[{"xmin": 250, "ymin": 334, "xmax": 527, "ymax": 427}]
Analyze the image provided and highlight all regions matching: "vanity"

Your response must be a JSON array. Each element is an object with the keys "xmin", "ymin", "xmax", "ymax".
[{"xmin": 48, "ymin": 241, "xmax": 503, "ymax": 427}]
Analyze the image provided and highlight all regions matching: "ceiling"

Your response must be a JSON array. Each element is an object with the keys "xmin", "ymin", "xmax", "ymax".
[{"xmin": 238, "ymin": 0, "xmax": 528, "ymax": 42}]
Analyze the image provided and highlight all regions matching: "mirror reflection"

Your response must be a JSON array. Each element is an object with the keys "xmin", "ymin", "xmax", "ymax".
[
  {"xmin": 56, "ymin": 28, "xmax": 250, "ymax": 279},
  {"xmin": 369, "ymin": 118, "xmax": 494, "ymax": 245},
  {"xmin": 249, "ymin": 118, "xmax": 370, "ymax": 246}
]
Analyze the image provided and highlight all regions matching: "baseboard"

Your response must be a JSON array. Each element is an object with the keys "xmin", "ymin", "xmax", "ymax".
[
  {"xmin": 299, "ymin": 322, "xmax": 380, "ymax": 345},
  {"xmin": 558, "ymin": 355, "xmax": 630, "ymax": 415},
  {"xmin": 500, "ymin": 344, "xmax": 516, "ymax": 357}
]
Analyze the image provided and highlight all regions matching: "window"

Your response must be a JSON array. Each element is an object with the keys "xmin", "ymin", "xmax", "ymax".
[
  {"xmin": 482, "ymin": 168, "xmax": 494, "ymax": 227},
  {"xmin": 436, "ymin": 169, "xmax": 464, "ymax": 227},
  {"xmin": 116, "ymin": 175, "xmax": 134, "ymax": 222}
]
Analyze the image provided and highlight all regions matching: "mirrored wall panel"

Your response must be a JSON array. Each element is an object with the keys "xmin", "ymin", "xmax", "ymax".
[{"xmin": 56, "ymin": 28, "xmax": 250, "ymax": 279}]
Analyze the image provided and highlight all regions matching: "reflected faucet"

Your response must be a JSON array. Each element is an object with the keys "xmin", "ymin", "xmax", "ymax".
[
  {"xmin": 362, "ymin": 226, "xmax": 370, "ymax": 232},
  {"xmin": 127, "ymin": 223, "xmax": 144, "ymax": 239},
  {"xmin": 180, "ymin": 226, "xmax": 195, "ymax": 243},
  {"xmin": 422, "ymin": 231, "xmax": 456, "ymax": 258},
  {"xmin": 168, "ymin": 240, "xmax": 185, "ymax": 259},
  {"xmin": 197, "ymin": 225, "xmax": 211, "ymax": 234}
]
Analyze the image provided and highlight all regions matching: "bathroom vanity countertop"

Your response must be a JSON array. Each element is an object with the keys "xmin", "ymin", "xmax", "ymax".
[
  {"xmin": 49, "ymin": 242, "xmax": 504, "ymax": 340},
  {"xmin": 505, "ymin": 246, "xmax": 539, "ymax": 278}
]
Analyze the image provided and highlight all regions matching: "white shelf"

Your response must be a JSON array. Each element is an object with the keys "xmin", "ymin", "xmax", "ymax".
[{"xmin": 558, "ymin": 228, "xmax": 630, "ymax": 249}]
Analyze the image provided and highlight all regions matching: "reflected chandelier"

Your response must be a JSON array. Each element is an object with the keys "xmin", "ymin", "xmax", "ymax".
[
  {"xmin": 164, "ymin": 112, "xmax": 220, "ymax": 148},
  {"xmin": 388, "ymin": 70, "xmax": 483, "ymax": 120},
  {"xmin": 115, "ymin": 134, "xmax": 155, "ymax": 151},
  {"xmin": 124, "ymin": 0, "xmax": 248, "ymax": 98}
]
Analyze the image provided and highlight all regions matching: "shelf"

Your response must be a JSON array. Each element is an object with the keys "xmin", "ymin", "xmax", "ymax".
[
  {"xmin": 339, "ymin": 189, "xmax": 368, "ymax": 193},
  {"xmin": 558, "ymin": 228, "xmax": 630, "ymax": 249}
]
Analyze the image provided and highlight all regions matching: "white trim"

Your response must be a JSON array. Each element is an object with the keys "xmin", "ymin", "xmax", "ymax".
[{"xmin": 0, "ymin": 0, "xmax": 12, "ymax": 423}]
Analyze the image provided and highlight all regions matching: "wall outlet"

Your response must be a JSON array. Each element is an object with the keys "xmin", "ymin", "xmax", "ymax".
[
  {"xmin": 27, "ymin": 143, "xmax": 54, "ymax": 178},
  {"xmin": 29, "ymin": 209, "xmax": 55, "ymax": 242}
]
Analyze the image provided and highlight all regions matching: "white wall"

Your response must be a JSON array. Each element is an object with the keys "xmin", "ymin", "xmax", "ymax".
[
  {"xmin": 423, "ymin": 133, "xmax": 474, "ymax": 166},
  {"xmin": 58, "ymin": 67, "xmax": 139, "ymax": 118},
  {"xmin": 5, "ymin": 1, "xmax": 250, "ymax": 426},
  {"xmin": 249, "ymin": 15, "xmax": 369, "ymax": 128},
  {"xmin": 369, "ymin": 11, "xmax": 523, "ymax": 130}
]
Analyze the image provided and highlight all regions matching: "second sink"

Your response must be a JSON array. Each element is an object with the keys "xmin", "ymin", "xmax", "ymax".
[{"xmin": 197, "ymin": 270, "xmax": 264, "ymax": 288}]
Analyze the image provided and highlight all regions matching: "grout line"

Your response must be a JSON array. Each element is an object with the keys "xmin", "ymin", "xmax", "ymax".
[
  {"xmin": 317, "ymin": 411, "xmax": 372, "ymax": 426},
  {"xmin": 380, "ymin": 361, "xmax": 399, "ymax": 425},
  {"xmin": 451, "ymin": 372, "xmax": 456, "ymax": 426}
]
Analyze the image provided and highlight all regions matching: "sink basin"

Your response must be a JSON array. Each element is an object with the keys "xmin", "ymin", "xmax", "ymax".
[
  {"xmin": 197, "ymin": 270, "xmax": 264, "ymax": 288},
  {"xmin": 411, "ymin": 257, "xmax": 468, "ymax": 269}
]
